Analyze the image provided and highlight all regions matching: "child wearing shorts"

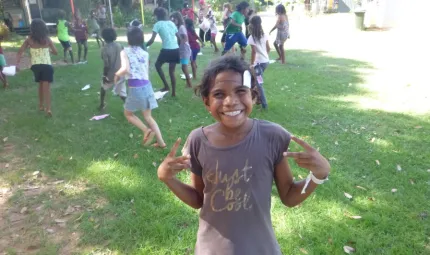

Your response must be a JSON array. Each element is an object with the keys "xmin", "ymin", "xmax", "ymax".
[
  {"xmin": 115, "ymin": 27, "xmax": 166, "ymax": 148},
  {"xmin": 171, "ymin": 12, "xmax": 192, "ymax": 88},
  {"xmin": 222, "ymin": 1, "xmax": 250, "ymax": 59},
  {"xmin": 185, "ymin": 18, "xmax": 204, "ymax": 80},
  {"xmin": 146, "ymin": 8, "xmax": 180, "ymax": 96},
  {"xmin": 16, "ymin": 19, "xmax": 58, "ymax": 117},
  {"xmin": 57, "ymin": 10, "xmax": 74, "ymax": 64},
  {"xmin": 0, "ymin": 32, "xmax": 8, "ymax": 89},
  {"xmin": 99, "ymin": 28, "xmax": 126, "ymax": 111},
  {"xmin": 73, "ymin": 15, "xmax": 88, "ymax": 64},
  {"xmin": 88, "ymin": 11, "xmax": 104, "ymax": 48},
  {"xmin": 208, "ymin": 10, "xmax": 219, "ymax": 53}
]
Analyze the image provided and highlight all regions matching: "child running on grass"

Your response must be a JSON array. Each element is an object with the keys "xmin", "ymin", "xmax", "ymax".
[
  {"xmin": 248, "ymin": 15, "xmax": 270, "ymax": 109},
  {"xmin": 146, "ymin": 7, "xmax": 180, "ymax": 96},
  {"xmin": 99, "ymin": 27, "xmax": 126, "ymax": 111},
  {"xmin": 270, "ymin": 4, "xmax": 290, "ymax": 64},
  {"xmin": 73, "ymin": 14, "xmax": 89, "ymax": 64},
  {"xmin": 16, "ymin": 19, "xmax": 58, "ymax": 117},
  {"xmin": 57, "ymin": 10, "xmax": 74, "ymax": 64},
  {"xmin": 220, "ymin": 3, "xmax": 232, "ymax": 49},
  {"xmin": 115, "ymin": 27, "xmax": 166, "ymax": 148},
  {"xmin": 207, "ymin": 10, "xmax": 219, "ymax": 53},
  {"xmin": 222, "ymin": 1, "xmax": 250, "ymax": 59},
  {"xmin": 88, "ymin": 10, "xmax": 104, "ymax": 48},
  {"xmin": 185, "ymin": 18, "xmax": 204, "ymax": 81},
  {"xmin": 157, "ymin": 55, "xmax": 330, "ymax": 254},
  {"xmin": 170, "ymin": 12, "xmax": 192, "ymax": 88},
  {"xmin": 0, "ymin": 23, "xmax": 9, "ymax": 89}
]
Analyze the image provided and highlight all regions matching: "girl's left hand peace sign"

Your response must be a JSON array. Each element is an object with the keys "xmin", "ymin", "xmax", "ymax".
[{"xmin": 284, "ymin": 136, "xmax": 331, "ymax": 179}]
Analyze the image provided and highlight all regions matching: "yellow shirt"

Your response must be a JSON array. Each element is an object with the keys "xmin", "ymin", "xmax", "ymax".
[{"xmin": 30, "ymin": 48, "xmax": 51, "ymax": 65}]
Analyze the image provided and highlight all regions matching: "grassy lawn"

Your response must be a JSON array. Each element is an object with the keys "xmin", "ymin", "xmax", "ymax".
[{"xmin": 1, "ymin": 32, "xmax": 429, "ymax": 255}]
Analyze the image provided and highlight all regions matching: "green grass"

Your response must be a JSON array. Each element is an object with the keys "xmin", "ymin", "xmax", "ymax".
[{"xmin": 1, "ymin": 35, "xmax": 430, "ymax": 255}]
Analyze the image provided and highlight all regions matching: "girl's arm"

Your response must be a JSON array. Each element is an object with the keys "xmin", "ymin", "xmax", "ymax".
[
  {"xmin": 48, "ymin": 38, "xmax": 58, "ymax": 55},
  {"xmin": 146, "ymin": 31, "xmax": 158, "ymax": 47},
  {"xmin": 250, "ymin": 45, "xmax": 256, "ymax": 65},
  {"xmin": 274, "ymin": 136, "xmax": 330, "ymax": 207},
  {"xmin": 266, "ymin": 39, "xmax": 271, "ymax": 53},
  {"xmin": 158, "ymin": 138, "xmax": 205, "ymax": 209},
  {"xmin": 269, "ymin": 18, "xmax": 280, "ymax": 34},
  {"xmin": 16, "ymin": 38, "xmax": 30, "ymax": 68},
  {"xmin": 115, "ymin": 50, "xmax": 129, "ymax": 81}
]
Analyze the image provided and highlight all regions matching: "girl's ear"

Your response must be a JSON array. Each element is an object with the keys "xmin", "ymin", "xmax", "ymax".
[{"xmin": 203, "ymin": 97, "xmax": 210, "ymax": 108}]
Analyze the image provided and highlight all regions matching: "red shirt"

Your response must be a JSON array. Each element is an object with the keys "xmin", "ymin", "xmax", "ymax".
[
  {"xmin": 187, "ymin": 29, "xmax": 200, "ymax": 50},
  {"xmin": 74, "ymin": 22, "xmax": 88, "ymax": 40},
  {"xmin": 182, "ymin": 8, "xmax": 195, "ymax": 21}
]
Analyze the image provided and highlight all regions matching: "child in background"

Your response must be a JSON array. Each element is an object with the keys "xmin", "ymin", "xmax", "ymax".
[
  {"xmin": 170, "ymin": 12, "xmax": 192, "ymax": 88},
  {"xmin": 270, "ymin": 4, "xmax": 290, "ymax": 64},
  {"xmin": 88, "ymin": 10, "xmax": 104, "ymax": 48},
  {"xmin": 73, "ymin": 15, "xmax": 88, "ymax": 63},
  {"xmin": 115, "ymin": 27, "xmax": 166, "ymax": 148},
  {"xmin": 57, "ymin": 10, "xmax": 74, "ymax": 64},
  {"xmin": 0, "ymin": 23, "xmax": 9, "ymax": 89},
  {"xmin": 146, "ymin": 7, "xmax": 180, "ymax": 96},
  {"xmin": 222, "ymin": 1, "xmax": 250, "ymax": 59},
  {"xmin": 207, "ymin": 10, "xmax": 219, "ymax": 53},
  {"xmin": 16, "ymin": 19, "xmax": 58, "ymax": 117},
  {"xmin": 244, "ymin": 9, "xmax": 254, "ymax": 39},
  {"xmin": 185, "ymin": 18, "xmax": 204, "ymax": 80},
  {"xmin": 248, "ymin": 15, "xmax": 270, "ymax": 109},
  {"xmin": 129, "ymin": 19, "xmax": 147, "ymax": 51},
  {"xmin": 181, "ymin": 3, "xmax": 197, "ymax": 22},
  {"xmin": 221, "ymin": 3, "xmax": 232, "ymax": 49},
  {"xmin": 99, "ymin": 28, "xmax": 126, "ymax": 111},
  {"xmin": 157, "ymin": 56, "xmax": 330, "ymax": 254}
]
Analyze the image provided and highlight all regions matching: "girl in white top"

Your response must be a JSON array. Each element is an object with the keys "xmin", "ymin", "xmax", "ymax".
[{"xmin": 247, "ymin": 15, "xmax": 270, "ymax": 109}]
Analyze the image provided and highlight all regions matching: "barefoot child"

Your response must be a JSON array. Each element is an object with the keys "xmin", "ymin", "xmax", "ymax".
[
  {"xmin": 0, "ymin": 23, "xmax": 9, "ymax": 89},
  {"xmin": 222, "ymin": 1, "xmax": 250, "ymax": 59},
  {"xmin": 57, "ymin": 10, "xmax": 74, "ymax": 64},
  {"xmin": 220, "ymin": 3, "xmax": 232, "ymax": 49},
  {"xmin": 157, "ymin": 55, "xmax": 330, "ymax": 254},
  {"xmin": 88, "ymin": 10, "xmax": 104, "ymax": 48},
  {"xmin": 73, "ymin": 15, "xmax": 88, "ymax": 63},
  {"xmin": 16, "ymin": 19, "xmax": 58, "ymax": 117},
  {"xmin": 185, "ymin": 18, "xmax": 204, "ymax": 80},
  {"xmin": 248, "ymin": 15, "xmax": 270, "ymax": 109},
  {"xmin": 115, "ymin": 27, "xmax": 166, "ymax": 148},
  {"xmin": 146, "ymin": 7, "xmax": 180, "ymax": 96},
  {"xmin": 270, "ymin": 4, "xmax": 290, "ymax": 64},
  {"xmin": 207, "ymin": 10, "xmax": 219, "ymax": 53},
  {"xmin": 170, "ymin": 12, "xmax": 192, "ymax": 88},
  {"xmin": 99, "ymin": 28, "xmax": 126, "ymax": 111}
]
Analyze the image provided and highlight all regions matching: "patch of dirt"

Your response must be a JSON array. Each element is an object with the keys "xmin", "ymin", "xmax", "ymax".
[{"xmin": 0, "ymin": 143, "xmax": 87, "ymax": 254}]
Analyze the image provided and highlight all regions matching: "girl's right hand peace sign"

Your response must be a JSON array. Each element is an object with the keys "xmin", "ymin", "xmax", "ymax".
[{"xmin": 157, "ymin": 138, "xmax": 191, "ymax": 182}]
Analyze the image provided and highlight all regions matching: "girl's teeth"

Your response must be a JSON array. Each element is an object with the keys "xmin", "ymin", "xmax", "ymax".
[{"xmin": 225, "ymin": 111, "xmax": 241, "ymax": 116}]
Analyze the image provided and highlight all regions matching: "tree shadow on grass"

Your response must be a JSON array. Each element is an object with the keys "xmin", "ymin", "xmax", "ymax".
[{"xmin": 1, "ymin": 47, "xmax": 429, "ymax": 254}]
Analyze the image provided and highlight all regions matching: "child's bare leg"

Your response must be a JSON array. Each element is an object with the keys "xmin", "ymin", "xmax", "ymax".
[
  {"xmin": 38, "ymin": 82, "xmax": 44, "ymax": 110},
  {"xmin": 42, "ymin": 81, "xmax": 51, "ymax": 116},
  {"xmin": 212, "ymin": 38, "xmax": 219, "ymax": 52},
  {"xmin": 83, "ymin": 41, "xmax": 88, "ymax": 61},
  {"xmin": 68, "ymin": 47, "xmax": 74, "ymax": 64},
  {"xmin": 99, "ymin": 87, "xmax": 106, "ymax": 110},
  {"xmin": 274, "ymin": 42, "xmax": 281, "ymax": 60},
  {"xmin": 240, "ymin": 47, "xmax": 246, "ymax": 60},
  {"xmin": 191, "ymin": 61, "xmax": 197, "ymax": 80},
  {"xmin": 182, "ymin": 64, "xmax": 192, "ymax": 88},
  {"xmin": 280, "ymin": 44, "xmax": 285, "ymax": 64},
  {"xmin": 0, "ymin": 72, "xmax": 7, "ymax": 88},
  {"xmin": 155, "ymin": 61, "xmax": 169, "ymax": 91},
  {"xmin": 142, "ymin": 109, "xmax": 166, "ymax": 147},
  {"xmin": 169, "ymin": 63, "xmax": 177, "ymax": 97},
  {"xmin": 77, "ymin": 42, "xmax": 82, "ymax": 62},
  {"xmin": 124, "ymin": 110, "xmax": 150, "ymax": 138}
]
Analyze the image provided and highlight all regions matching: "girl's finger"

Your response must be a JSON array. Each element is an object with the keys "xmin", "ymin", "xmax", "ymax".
[
  {"xmin": 168, "ymin": 138, "xmax": 182, "ymax": 157},
  {"xmin": 285, "ymin": 152, "xmax": 310, "ymax": 159},
  {"xmin": 170, "ymin": 163, "xmax": 190, "ymax": 171}
]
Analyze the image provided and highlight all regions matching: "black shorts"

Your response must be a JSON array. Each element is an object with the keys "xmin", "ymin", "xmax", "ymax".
[
  {"xmin": 31, "ymin": 64, "xmax": 54, "ymax": 83},
  {"xmin": 155, "ymin": 48, "xmax": 180, "ymax": 64},
  {"xmin": 59, "ymin": 40, "xmax": 71, "ymax": 49},
  {"xmin": 221, "ymin": 33, "xmax": 227, "ymax": 43}
]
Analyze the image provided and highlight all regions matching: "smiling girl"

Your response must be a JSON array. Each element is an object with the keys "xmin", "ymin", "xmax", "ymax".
[{"xmin": 157, "ymin": 55, "xmax": 331, "ymax": 254}]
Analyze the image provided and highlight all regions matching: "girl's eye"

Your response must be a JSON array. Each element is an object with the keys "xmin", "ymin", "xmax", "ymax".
[
  {"xmin": 213, "ymin": 92, "xmax": 224, "ymax": 98},
  {"xmin": 236, "ymin": 88, "xmax": 247, "ymax": 94}
]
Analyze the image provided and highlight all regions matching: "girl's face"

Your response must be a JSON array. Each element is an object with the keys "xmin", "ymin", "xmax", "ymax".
[
  {"xmin": 171, "ymin": 17, "xmax": 178, "ymax": 25},
  {"xmin": 204, "ymin": 71, "xmax": 253, "ymax": 130},
  {"xmin": 242, "ymin": 7, "xmax": 250, "ymax": 15}
]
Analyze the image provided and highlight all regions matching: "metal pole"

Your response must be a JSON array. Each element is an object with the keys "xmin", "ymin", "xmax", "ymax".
[
  {"xmin": 168, "ymin": 0, "xmax": 171, "ymax": 15},
  {"xmin": 108, "ymin": 0, "xmax": 114, "ymax": 27},
  {"xmin": 70, "ymin": 0, "xmax": 75, "ymax": 15},
  {"xmin": 140, "ymin": 0, "xmax": 145, "ymax": 25}
]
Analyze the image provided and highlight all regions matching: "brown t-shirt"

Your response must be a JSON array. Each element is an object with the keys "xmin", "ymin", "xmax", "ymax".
[{"xmin": 185, "ymin": 119, "xmax": 291, "ymax": 255}]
